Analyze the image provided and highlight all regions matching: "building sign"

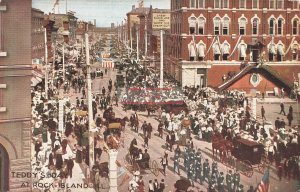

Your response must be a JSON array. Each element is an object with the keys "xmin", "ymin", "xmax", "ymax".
[
  {"xmin": 130, "ymin": 15, "xmax": 140, "ymax": 26},
  {"xmin": 152, "ymin": 13, "xmax": 170, "ymax": 29}
]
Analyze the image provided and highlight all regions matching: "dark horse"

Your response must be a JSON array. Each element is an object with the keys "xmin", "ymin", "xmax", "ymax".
[
  {"xmin": 112, "ymin": 117, "xmax": 129, "ymax": 131},
  {"xmin": 212, "ymin": 132, "xmax": 234, "ymax": 162}
]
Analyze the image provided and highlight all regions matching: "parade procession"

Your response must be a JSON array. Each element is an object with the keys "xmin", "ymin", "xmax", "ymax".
[{"xmin": 0, "ymin": 0, "xmax": 300, "ymax": 192}]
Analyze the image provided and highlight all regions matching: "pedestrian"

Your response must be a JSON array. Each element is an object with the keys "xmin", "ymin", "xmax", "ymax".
[
  {"xmin": 161, "ymin": 152, "xmax": 168, "ymax": 176},
  {"xmin": 67, "ymin": 156, "xmax": 74, "ymax": 178},
  {"xmin": 289, "ymin": 105, "xmax": 293, "ymax": 114},
  {"xmin": 261, "ymin": 106, "xmax": 266, "ymax": 120},
  {"xmin": 144, "ymin": 135, "xmax": 149, "ymax": 149},
  {"xmin": 147, "ymin": 123, "xmax": 153, "ymax": 139},
  {"xmin": 137, "ymin": 176, "xmax": 144, "ymax": 192},
  {"xmin": 275, "ymin": 117, "xmax": 280, "ymax": 130},
  {"xmin": 287, "ymin": 112, "xmax": 293, "ymax": 126},
  {"xmin": 82, "ymin": 88, "xmax": 86, "ymax": 99},
  {"xmin": 153, "ymin": 179, "xmax": 159, "ymax": 191},
  {"xmin": 142, "ymin": 121, "xmax": 147, "ymax": 136},
  {"xmin": 148, "ymin": 180, "xmax": 154, "ymax": 192},
  {"xmin": 173, "ymin": 152, "xmax": 180, "ymax": 175},
  {"xmin": 158, "ymin": 179, "xmax": 165, "ymax": 192},
  {"xmin": 279, "ymin": 102, "xmax": 286, "ymax": 115},
  {"xmin": 277, "ymin": 162, "xmax": 283, "ymax": 181},
  {"xmin": 203, "ymin": 159, "xmax": 210, "ymax": 182},
  {"xmin": 158, "ymin": 121, "xmax": 164, "ymax": 138}
]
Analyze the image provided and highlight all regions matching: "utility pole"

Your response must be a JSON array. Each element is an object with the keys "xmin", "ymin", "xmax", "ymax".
[
  {"xmin": 136, "ymin": 28, "xmax": 139, "ymax": 62},
  {"xmin": 62, "ymin": 43, "xmax": 65, "ymax": 81},
  {"xmin": 159, "ymin": 30, "xmax": 164, "ymax": 88},
  {"xmin": 130, "ymin": 26, "xmax": 133, "ymax": 54},
  {"xmin": 145, "ymin": 16, "xmax": 147, "ymax": 56},
  {"xmin": 44, "ymin": 28, "xmax": 48, "ymax": 99},
  {"xmin": 85, "ymin": 33, "xmax": 94, "ymax": 171}
]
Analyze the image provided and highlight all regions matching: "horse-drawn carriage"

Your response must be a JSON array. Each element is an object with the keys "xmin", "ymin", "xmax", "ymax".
[
  {"xmin": 225, "ymin": 138, "xmax": 268, "ymax": 177},
  {"xmin": 123, "ymin": 139, "xmax": 160, "ymax": 176},
  {"xmin": 104, "ymin": 123, "xmax": 123, "ymax": 149}
]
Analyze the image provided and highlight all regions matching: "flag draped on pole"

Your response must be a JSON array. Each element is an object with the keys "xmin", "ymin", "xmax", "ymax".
[{"xmin": 256, "ymin": 169, "xmax": 270, "ymax": 192}]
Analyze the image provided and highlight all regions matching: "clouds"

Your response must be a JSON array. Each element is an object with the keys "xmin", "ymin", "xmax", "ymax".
[{"xmin": 32, "ymin": 0, "xmax": 170, "ymax": 27}]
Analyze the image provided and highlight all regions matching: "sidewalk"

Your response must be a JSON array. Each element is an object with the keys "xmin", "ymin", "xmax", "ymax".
[{"xmin": 256, "ymin": 97, "xmax": 297, "ymax": 104}]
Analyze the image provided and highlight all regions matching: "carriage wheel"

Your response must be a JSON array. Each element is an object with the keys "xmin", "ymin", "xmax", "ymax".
[
  {"xmin": 242, "ymin": 160, "xmax": 253, "ymax": 177},
  {"xmin": 151, "ymin": 160, "xmax": 160, "ymax": 176}
]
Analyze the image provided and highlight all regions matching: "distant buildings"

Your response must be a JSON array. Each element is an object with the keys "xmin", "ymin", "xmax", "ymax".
[{"xmin": 32, "ymin": 8, "xmax": 45, "ymax": 65}]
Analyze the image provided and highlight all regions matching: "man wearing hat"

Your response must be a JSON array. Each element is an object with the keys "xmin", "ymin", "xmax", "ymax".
[
  {"xmin": 236, "ymin": 184, "xmax": 244, "ymax": 192},
  {"xmin": 173, "ymin": 151, "xmax": 180, "ymax": 175},
  {"xmin": 226, "ymin": 170, "xmax": 233, "ymax": 192},
  {"xmin": 194, "ymin": 158, "xmax": 203, "ymax": 184},
  {"xmin": 233, "ymin": 170, "xmax": 240, "ymax": 191},
  {"xmin": 203, "ymin": 159, "xmax": 210, "ymax": 182},
  {"xmin": 67, "ymin": 156, "xmax": 74, "ymax": 178},
  {"xmin": 218, "ymin": 172, "xmax": 225, "ymax": 192},
  {"xmin": 211, "ymin": 160, "xmax": 219, "ymax": 178}
]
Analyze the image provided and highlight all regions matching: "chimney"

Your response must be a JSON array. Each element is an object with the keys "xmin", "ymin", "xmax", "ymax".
[{"xmin": 132, "ymin": 5, "xmax": 135, "ymax": 10}]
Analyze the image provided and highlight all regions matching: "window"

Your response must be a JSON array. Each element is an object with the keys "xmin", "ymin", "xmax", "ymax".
[
  {"xmin": 222, "ymin": 43, "xmax": 230, "ymax": 60},
  {"xmin": 222, "ymin": 17, "xmax": 230, "ymax": 35},
  {"xmin": 292, "ymin": 47, "xmax": 298, "ymax": 61},
  {"xmin": 240, "ymin": 0, "xmax": 246, "ymax": 8},
  {"xmin": 213, "ymin": 44, "xmax": 221, "ymax": 60},
  {"xmin": 198, "ymin": 43, "xmax": 205, "ymax": 61},
  {"xmin": 223, "ymin": 0, "xmax": 229, "ymax": 8},
  {"xmin": 269, "ymin": 18, "xmax": 275, "ymax": 35},
  {"xmin": 270, "ymin": 0, "xmax": 275, "ymax": 9},
  {"xmin": 198, "ymin": 0, "xmax": 205, "ymax": 8},
  {"xmin": 239, "ymin": 43, "xmax": 247, "ymax": 61},
  {"xmin": 277, "ymin": 0, "xmax": 283, "ymax": 9},
  {"xmin": 189, "ymin": 17, "xmax": 197, "ymax": 34},
  {"xmin": 268, "ymin": 44, "xmax": 276, "ymax": 61},
  {"xmin": 277, "ymin": 44, "xmax": 284, "ymax": 61},
  {"xmin": 198, "ymin": 17, "xmax": 205, "ymax": 35},
  {"xmin": 215, "ymin": 0, "xmax": 221, "ymax": 8},
  {"xmin": 292, "ymin": 19, "xmax": 299, "ymax": 35},
  {"xmin": 190, "ymin": 0, "xmax": 196, "ymax": 8},
  {"xmin": 252, "ymin": 0, "xmax": 259, "ymax": 9},
  {"xmin": 188, "ymin": 42, "xmax": 197, "ymax": 61},
  {"xmin": 252, "ymin": 18, "xmax": 259, "ymax": 35},
  {"xmin": 214, "ymin": 17, "xmax": 221, "ymax": 35},
  {"xmin": 277, "ymin": 19, "xmax": 283, "ymax": 35},
  {"xmin": 293, "ymin": 0, "xmax": 300, "ymax": 9},
  {"xmin": 239, "ymin": 18, "xmax": 247, "ymax": 35}
]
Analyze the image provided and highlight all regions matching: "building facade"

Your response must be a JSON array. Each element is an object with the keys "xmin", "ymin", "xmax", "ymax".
[
  {"xmin": 165, "ymin": 0, "xmax": 300, "ymax": 93},
  {"xmin": 0, "ymin": 0, "xmax": 32, "ymax": 191},
  {"xmin": 32, "ymin": 8, "xmax": 45, "ymax": 65}
]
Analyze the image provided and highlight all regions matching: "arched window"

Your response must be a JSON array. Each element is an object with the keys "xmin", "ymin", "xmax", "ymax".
[
  {"xmin": 198, "ymin": 43, "xmax": 205, "ymax": 61},
  {"xmin": 252, "ymin": 18, "xmax": 259, "ymax": 35},
  {"xmin": 239, "ymin": 18, "xmax": 247, "ymax": 35},
  {"xmin": 214, "ymin": 17, "xmax": 221, "ymax": 35},
  {"xmin": 269, "ymin": 18, "xmax": 275, "ymax": 35},
  {"xmin": 239, "ymin": 44, "xmax": 247, "ymax": 61},
  {"xmin": 188, "ymin": 16, "xmax": 197, "ymax": 34},
  {"xmin": 277, "ymin": 44, "xmax": 284, "ymax": 61},
  {"xmin": 277, "ymin": 18, "xmax": 284, "ymax": 35},
  {"xmin": 222, "ymin": 17, "xmax": 230, "ymax": 35},
  {"xmin": 268, "ymin": 43, "xmax": 276, "ymax": 61},
  {"xmin": 292, "ymin": 19, "xmax": 299, "ymax": 35},
  {"xmin": 292, "ymin": 45, "xmax": 299, "ymax": 61},
  {"xmin": 222, "ymin": 43, "xmax": 230, "ymax": 60},
  {"xmin": 198, "ymin": 17, "xmax": 206, "ymax": 35},
  {"xmin": 213, "ymin": 43, "xmax": 221, "ymax": 60},
  {"xmin": 188, "ymin": 41, "xmax": 197, "ymax": 61}
]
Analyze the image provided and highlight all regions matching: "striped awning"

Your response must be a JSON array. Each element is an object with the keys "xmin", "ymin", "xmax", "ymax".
[
  {"xmin": 101, "ymin": 60, "xmax": 115, "ymax": 68},
  {"xmin": 240, "ymin": 45, "xmax": 246, "ymax": 57},
  {"xmin": 277, "ymin": 45, "xmax": 284, "ymax": 55},
  {"xmin": 222, "ymin": 44, "xmax": 230, "ymax": 54},
  {"xmin": 198, "ymin": 44, "xmax": 205, "ymax": 57},
  {"xmin": 269, "ymin": 44, "xmax": 276, "ymax": 54}
]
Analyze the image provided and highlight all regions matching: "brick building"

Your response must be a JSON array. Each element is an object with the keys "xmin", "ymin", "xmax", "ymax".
[
  {"xmin": 31, "ymin": 8, "xmax": 45, "ymax": 65},
  {"xmin": 165, "ymin": 0, "xmax": 300, "ymax": 94},
  {"xmin": 0, "ymin": 0, "xmax": 32, "ymax": 191}
]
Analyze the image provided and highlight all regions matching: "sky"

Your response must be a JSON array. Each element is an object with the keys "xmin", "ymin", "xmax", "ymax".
[{"xmin": 32, "ymin": 0, "xmax": 170, "ymax": 27}]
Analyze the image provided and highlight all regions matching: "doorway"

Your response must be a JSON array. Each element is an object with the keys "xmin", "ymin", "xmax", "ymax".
[{"xmin": 0, "ymin": 144, "xmax": 9, "ymax": 192}]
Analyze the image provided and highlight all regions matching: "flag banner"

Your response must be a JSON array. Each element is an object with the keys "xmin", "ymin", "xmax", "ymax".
[
  {"xmin": 256, "ymin": 169, "xmax": 270, "ymax": 192},
  {"xmin": 101, "ymin": 60, "xmax": 114, "ymax": 68}
]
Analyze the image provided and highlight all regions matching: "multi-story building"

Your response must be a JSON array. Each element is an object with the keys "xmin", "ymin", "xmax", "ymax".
[
  {"xmin": 166, "ymin": 0, "xmax": 300, "ymax": 94},
  {"xmin": 44, "ymin": 15, "xmax": 58, "ymax": 63},
  {"xmin": 0, "ymin": 0, "xmax": 32, "ymax": 191},
  {"xmin": 32, "ymin": 8, "xmax": 45, "ymax": 65}
]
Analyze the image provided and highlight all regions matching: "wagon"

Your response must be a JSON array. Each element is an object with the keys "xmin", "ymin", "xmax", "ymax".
[
  {"xmin": 225, "ymin": 138, "xmax": 268, "ymax": 177},
  {"xmin": 123, "ymin": 148, "xmax": 160, "ymax": 176}
]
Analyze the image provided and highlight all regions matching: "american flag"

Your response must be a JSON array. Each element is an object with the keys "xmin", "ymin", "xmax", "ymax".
[
  {"xmin": 256, "ymin": 169, "xmax": 270, "ymax": 192},
  {"xmin": 101, "ymin": 60, "xmax": 114, "ymax": 68}
]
